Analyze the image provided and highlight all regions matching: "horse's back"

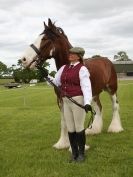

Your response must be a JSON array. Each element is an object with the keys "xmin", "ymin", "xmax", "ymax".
[{"xmin": 84, "ymin": 57, "xmax": 117, "ymax": 96}]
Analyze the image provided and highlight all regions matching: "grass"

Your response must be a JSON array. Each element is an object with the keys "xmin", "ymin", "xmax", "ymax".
[
  {"xmin": 0, "ymin": 80, "xmax": 133, "ymax": 177},
  {"xmin": 0, "ymin": 79, "xmax": 14, "ymax": 85}
]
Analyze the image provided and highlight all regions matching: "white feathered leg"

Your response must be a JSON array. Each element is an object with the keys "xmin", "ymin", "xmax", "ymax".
[
  {"xmin": 86, "ymin": 96, "xmax": 103, "ymax": 135},
  {"xmin": 108, "ymin": 94, "xmax": 123, "ymax": 132},
  {"xmin": 53, "ymin": 107, "xmax": 70, "ymax": 149}
]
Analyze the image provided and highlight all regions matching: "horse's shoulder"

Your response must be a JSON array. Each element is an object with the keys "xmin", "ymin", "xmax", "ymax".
[{"xmin": 83, "ymin": 57, "xmax": 114, "ymax": 74}]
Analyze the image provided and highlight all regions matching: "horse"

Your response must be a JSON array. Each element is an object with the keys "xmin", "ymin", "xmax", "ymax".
[{"xmin": 21, "ymin": 19, "xmax": 123, "ymax": 149}]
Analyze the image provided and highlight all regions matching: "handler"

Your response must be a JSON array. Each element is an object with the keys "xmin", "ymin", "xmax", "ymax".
[{"xmin": 45, "ymin": 47, "xmax": 92, "ymax": 162}]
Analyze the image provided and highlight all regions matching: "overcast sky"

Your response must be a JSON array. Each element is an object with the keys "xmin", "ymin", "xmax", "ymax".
[{"xmin": 0, "ymin": 0, "xmax": 133, "ymax": 70}]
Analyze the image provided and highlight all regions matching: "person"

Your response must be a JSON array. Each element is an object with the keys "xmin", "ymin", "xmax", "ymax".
[{"xmin": 44, "ymin": 47, "xmax": 92, "ymax": 162}]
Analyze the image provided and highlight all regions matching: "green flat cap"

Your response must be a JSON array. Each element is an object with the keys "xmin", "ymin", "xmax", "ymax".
[{"xmin": 69, "ymin": 47, "xmax": 85, "ymax": 58}]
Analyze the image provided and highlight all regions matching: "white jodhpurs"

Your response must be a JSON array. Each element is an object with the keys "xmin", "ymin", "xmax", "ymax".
[{"xmin": 62, "ymin": 96, "xmax": 86, "ymax": 133}]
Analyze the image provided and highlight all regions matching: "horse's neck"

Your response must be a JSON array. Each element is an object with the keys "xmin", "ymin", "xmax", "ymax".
[
  {"xmin": 55, "ymin": 53, "xmax": 69, "ymax": 70},
  {"xmin": 54, "ymin": 39, "xmax": 71, "ymax": 70}
]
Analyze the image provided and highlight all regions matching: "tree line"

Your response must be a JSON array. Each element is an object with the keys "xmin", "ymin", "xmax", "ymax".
[
  {"xmin": 0, "ymin": 60, "xmax": 56, "ymax": 83},
  {"xmin": 92, "ymin": 51, "xmax": 132, "ymax": 61},
  {"xmin": 0, "ymin": 51, "xmax": 132, "ymax": 83}
]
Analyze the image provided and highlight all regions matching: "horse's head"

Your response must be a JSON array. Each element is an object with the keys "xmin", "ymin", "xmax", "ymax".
[{"xmin": 21, "ymin": 19, "xmax": 71, "ymax": 69}]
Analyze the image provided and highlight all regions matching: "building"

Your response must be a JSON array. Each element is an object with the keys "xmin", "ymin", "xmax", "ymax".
[{"xmin": 113, "ymin": 61, "xmax": 133, "ymax": 76}]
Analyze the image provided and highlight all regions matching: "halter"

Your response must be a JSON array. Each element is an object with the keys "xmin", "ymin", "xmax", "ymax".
[
  {"xmin": 26, "ymin": 44, "xmax": 44, "ymax": 68},
  {"xmin": 30, "ymin": 44, "xmax": 41, "ymax": 56},
  {"xmin": 28, "ymin": 42, "xmax": 54, "ymax": 68}
]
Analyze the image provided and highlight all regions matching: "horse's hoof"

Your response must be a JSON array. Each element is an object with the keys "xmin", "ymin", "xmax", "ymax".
[
  {"xmin": 108, "ymin": 121, "xmax": 124, "ymax": 133},
  {"xmin": 85, "ymin": 144, "xmax": 90, "ymax": 150},
  {"xmin": 107, "ymin": 127, "xmax": 124, "ymax": 133},
  {"xmin": 85, "ymin": 128, "xmax": 102, "ymax": 135},
  {"xmin": 53, "ymin": 139, "xmax": 70, "ymax": 149}
]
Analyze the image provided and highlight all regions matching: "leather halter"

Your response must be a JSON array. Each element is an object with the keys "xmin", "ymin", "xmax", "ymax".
[
  {"xmin": 28, "ymin": 43, "xmax": 54, "ymax": 68},
  {"xmin": 27, "ymin": 44, "xmax": 45, "ymax": 68},
  {"xmin": 30, "ymin": 44, "xmax": 41, "ymax": 56}
]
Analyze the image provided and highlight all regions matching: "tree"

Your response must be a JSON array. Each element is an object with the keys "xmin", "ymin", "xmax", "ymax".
[
  {"xmin": 13, "ymin": 68, "xmax": 22, "ymax": 82},
  {"xmin": 13, "ymin": 68, "xmax": 36, "ymax": 83},
  {"xmin": 0, "ymin": 61, "xmax": 8, "ymax": 78},
  {"xmin": 114, "ymin": 51, "xmax": 131, "ymax": 61},
  {"xmin": 36, "ymin": 62, "xmax": 50, "ymax": 82},
  {"xmin": 17, "ymin": 59, "xmax": 23, "ymax": 67},
  {"xmin": 12, "ymin": 60, "xmax": 51, "ymax": 83},
  {"xmin": 9, "ymin": 58, "xmax": 55, "ymax": 83},
  {"xmin": 21, "ymin": 68, "xmax": 36, "ymax": 83}
]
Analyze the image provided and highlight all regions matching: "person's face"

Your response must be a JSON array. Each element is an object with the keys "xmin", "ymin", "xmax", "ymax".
[{"xmin": 68, "ymin": 53, "xmax": 80, "ymax": 62}]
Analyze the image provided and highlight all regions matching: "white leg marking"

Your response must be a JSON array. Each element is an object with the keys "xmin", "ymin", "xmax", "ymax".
[
  {"xmin": 53, "ymin": 108, "xmax": 70, "ymax": 149},
  {"xmin": 108, "ymin": 94, "xmax": 124, "ymax": 133},
  {"xmin": 86, "ymin": 99, "xmax": 103, "ymax": 135}
]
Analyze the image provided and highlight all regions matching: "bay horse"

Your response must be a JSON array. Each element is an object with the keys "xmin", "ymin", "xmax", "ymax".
[{"xmin": 21, "ymin": 19, "xmax": 123, "ymax": 149}]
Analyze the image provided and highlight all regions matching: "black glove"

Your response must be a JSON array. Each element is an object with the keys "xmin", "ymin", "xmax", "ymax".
[
  {"xmin": 84, "ymin": 104, "xmax": 92, "ymax": 113},
  {"xmin": 42, "ymin": 69, "xmax": 48, "ymax": 78},
  {"xmin": 37, "ymin": 65, "xmax": 48, "ymax": 78}
]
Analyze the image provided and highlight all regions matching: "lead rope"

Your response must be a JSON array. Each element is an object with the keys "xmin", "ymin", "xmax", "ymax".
[
  {"xmin": 37, "ymin": 66, "xmax": 96, "ymax": 129},
  {"xmin": 66, "ymin": 94, "xmax": 96, "ymax": 129}
]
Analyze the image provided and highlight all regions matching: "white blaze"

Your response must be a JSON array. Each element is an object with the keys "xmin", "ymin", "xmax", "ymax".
[{"xmin": 22, "ymin": 34, "xmax": 45, "ymax": 67}]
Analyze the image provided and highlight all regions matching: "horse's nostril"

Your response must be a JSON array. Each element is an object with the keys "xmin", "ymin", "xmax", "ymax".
[{"xmin": 23, "ymin": 58, "xmax": 26, "ymax": 61}]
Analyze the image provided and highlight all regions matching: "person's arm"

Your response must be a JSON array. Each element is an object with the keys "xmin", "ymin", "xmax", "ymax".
[
  {"xmin": 79, "ymin": 66, "xmax": 92, "ymax": 106},
  {"xmin": 49, "ymin": 65, "xmax": 65, "ymax": 86}
]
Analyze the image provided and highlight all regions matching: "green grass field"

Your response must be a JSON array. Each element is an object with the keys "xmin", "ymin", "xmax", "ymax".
[
  {"xmin": 0, "ymin": 80, "xmax": 132, "ymax": 177},
  {"xmin": 0, "ymin": 79, "xmax": 14, "ymax": 85}
]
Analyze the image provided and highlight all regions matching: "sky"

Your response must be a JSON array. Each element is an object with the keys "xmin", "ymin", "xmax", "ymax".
[{"xmin": 0, "ymin": 0, "xmax": 133, "ymax": 71}]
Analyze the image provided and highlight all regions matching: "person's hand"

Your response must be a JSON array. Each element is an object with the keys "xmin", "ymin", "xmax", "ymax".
[
  {"xmin": 42, "ymin": 69, "xmax": 48, "ymax": 78},
  {"xmin": 84, "ymin": 104, "xmax": 92, "ymax": 113},
  {"xmin": 37, "ymin": 65, "xmax": 49, "ymax": 78}
]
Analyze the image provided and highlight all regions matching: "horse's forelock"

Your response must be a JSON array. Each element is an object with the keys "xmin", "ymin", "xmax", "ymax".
[{"xmin": 42, "ymin": 20, "xmax": 68, "ymax": 40}]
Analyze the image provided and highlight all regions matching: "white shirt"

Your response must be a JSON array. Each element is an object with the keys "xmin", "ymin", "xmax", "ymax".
[{"xmin": 50, "ymin": 62, "xmax": 92, "ymax": 105}]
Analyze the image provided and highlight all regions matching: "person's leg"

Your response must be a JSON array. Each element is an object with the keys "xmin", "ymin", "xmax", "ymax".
[
  {"xmin": 72, "ymin": 96, "xmax": 86, "ymax": 162},
  {"xmin": 63, "ymin": 97, "xmax": 78, "ymax": 162},
  {"xmin": 63, "ymin": 97, "xmax": 75, "ymax": 132},
  {"xmin": 68, "ymin": 132, "xmax": 78, "ymax": 162},
  {"xmin": 76, "ymin": 129, "xmax": 86, "ymax": 162}
]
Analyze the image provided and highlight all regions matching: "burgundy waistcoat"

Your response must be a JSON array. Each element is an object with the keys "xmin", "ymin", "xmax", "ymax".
[{"xmin": 61, "ymin": 63, "xmax": 83, "ymax": 97}]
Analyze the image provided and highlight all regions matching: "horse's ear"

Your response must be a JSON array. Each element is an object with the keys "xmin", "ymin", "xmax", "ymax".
[
  {"xmin": 44, "ymin": 21, "xmax": 48, "ymax": 29},
  {"xmin": 48, "ymin": 18, "xmax": 53, "ymax": 27}
]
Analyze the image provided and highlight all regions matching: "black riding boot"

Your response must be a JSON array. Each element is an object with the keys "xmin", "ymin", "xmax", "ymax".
[
  {"xmin": 76, "ymin": 129, "xmax": 86, "ymax": 162},
  {"xmin": 68, "ymin": 132, "xmax": 79, "ymax": 162}
]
